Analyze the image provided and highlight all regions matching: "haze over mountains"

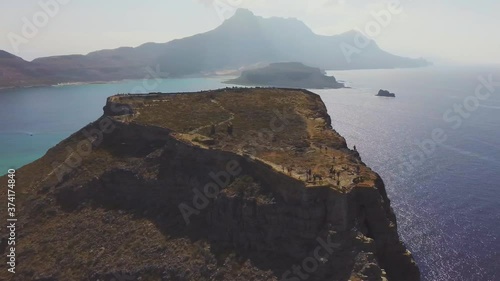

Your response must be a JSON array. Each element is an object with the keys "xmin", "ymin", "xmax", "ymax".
[{"xmin": 0, "ymin": 9, "xmax": 429, "ymax": 88}]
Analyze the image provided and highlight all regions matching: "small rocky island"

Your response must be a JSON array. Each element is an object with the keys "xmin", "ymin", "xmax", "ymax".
[
  {"xmin": 226, "ymin": 62, "xmax": 344, "ymax": 89},
  {"xmin": 0, "ymin": 88, "xmax": 419, "ymax": 281},
  {"xmin": 376, "ymin": 89, "xmax": 396, "ymax": 97}
]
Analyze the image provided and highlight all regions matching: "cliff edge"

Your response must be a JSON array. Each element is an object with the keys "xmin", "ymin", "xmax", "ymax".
[{"xmin": 0, "ymin": 88, "xmax": 419, "ymax": 281}]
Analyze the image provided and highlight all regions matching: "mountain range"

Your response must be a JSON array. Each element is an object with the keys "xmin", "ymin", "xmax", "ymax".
[{"xmin": 0, "ymin": 9, "xmax": 430, "ymax": 88}]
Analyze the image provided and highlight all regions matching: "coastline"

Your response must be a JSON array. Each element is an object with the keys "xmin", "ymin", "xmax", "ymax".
[
  {"xmin": 0, "ymin": 65, "xmax": 438, "ymax": 92},
  {"xmin": 1, "ymin": 66, "xmax": 499, "ymax": 280},
  {"xmin": 0, "ymin": 80, "xmax": 124, "ymax": 91},
  {"xmin": 0, "ymin": 74, "xmax": 238, "ymax": 92},
  {"xmin": 221, "ymin": 79, "xmax": 346, "ymax": 89}
]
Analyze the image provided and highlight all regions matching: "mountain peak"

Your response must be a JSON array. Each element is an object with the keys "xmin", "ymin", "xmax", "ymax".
[
  {"xmin": 233, "ymin": 8, "xmax": 255, "ymax": 18},
  {"xmin": 221, "ymin": 9, "xmax": 312, "ymax": 35},
  {"xmin": 223, "ymin": 8, "xmax": 259, "ymax": 24}
]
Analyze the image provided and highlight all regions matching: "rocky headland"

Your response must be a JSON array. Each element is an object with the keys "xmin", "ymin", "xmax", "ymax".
[{"xmin": 0, "ymin": 88, "xmax": 419, "ymax": 281}]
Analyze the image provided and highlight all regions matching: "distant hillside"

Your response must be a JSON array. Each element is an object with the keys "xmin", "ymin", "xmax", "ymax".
[
  {"xmin": 0, "ymin": 51, "xmax": 52, "ymax": 88},
  {"xmin": 227, "ymin": 62, "xmax": 344, "ymax": 89},
  {"xmin": 0, "ymin": 9, "xmax": 430, "ymax": 87}
]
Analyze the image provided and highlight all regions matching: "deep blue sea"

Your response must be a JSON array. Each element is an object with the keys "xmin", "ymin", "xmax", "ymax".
[
  {"xmin": 0, "ymin": 78, "xmax": 230, "ymax": 172},
  {"xmin": 320, "ymin": 66, "xmax": 500, "ymax": 281},
  {"xmin": 0, "ymin": 66, "xmax": 498, "ymax": 280}
]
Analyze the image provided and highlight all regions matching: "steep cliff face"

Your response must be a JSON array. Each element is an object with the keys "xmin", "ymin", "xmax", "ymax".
[{"xmin": 0, "ymin": 88, "xmax": 419, "ymax": 281}]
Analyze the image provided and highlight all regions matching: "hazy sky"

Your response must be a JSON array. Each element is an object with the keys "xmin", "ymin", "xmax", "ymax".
[{"xmin": 1, "ymin": 0, "xmax": 499, "ymax": 64}]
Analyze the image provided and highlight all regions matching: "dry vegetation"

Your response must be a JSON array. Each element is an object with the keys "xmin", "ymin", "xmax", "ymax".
[
  {"xmin": 0, "ymin": 88, "xmax": 382, "ymax": 281},
  {"xmin": 114, "ymin": 88, "xmax": 377, "ymax": 190}
]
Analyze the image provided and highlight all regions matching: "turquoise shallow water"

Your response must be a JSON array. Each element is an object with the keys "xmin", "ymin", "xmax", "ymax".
[
  {"xmin": 0, "ymin": 66, "xmax": 499, "ymax": 280},
  {"xmin": 0, "ymin": 77, "xmax": 233, "ymax": 172}
]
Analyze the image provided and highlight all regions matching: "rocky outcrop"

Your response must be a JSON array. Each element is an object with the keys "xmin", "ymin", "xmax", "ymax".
[
  {"xmin": 376, "ymin": 90, "xmax": 396, "ymax": 97},
  {"xmin": 0, "ymin": 88, "xmax": 419, "ymax": 281}
]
